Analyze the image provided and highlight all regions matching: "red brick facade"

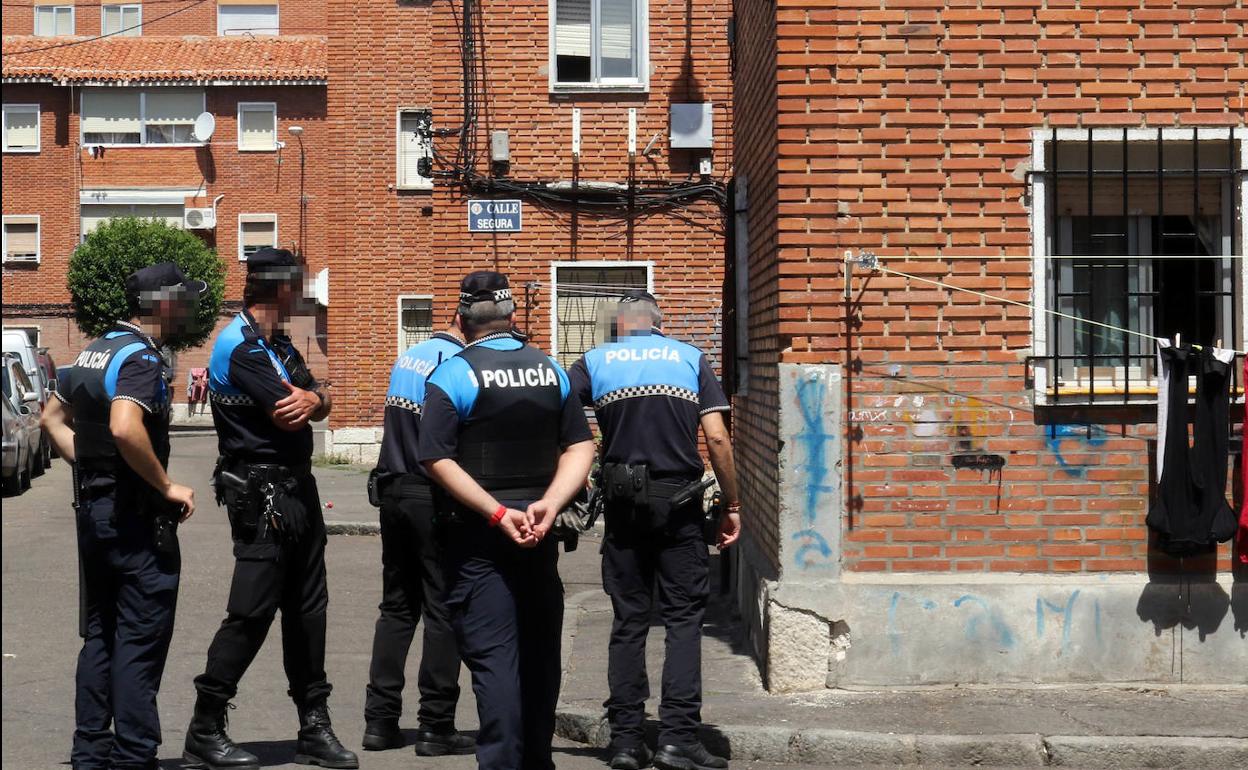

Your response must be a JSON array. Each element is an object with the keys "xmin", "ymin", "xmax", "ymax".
[
  {"xmin": 325, "ymin": 0, "xmax": 733, "ymax": 430},
  {"xmin": 734, "ymin": 0, "xmax": 1247, "ymax": 576}
]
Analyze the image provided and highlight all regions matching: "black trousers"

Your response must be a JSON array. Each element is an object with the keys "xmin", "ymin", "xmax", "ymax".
[
  {"xmin": 445, "ymin": 509, "xmax": 563, "ymax": 770},
  {"xmin": 73, "ymin": 491, "xmax": 180, "ymax": 770},
  {"xmin": 193, "ymin": 474, "xmax": 332, "ymax": 708},
  {"xmin": 364, "ymin": 484, "xmax": 462, "ymax": 729},
  {"xmin": 601, "ymin": 506, "xmax": 709, "ymax": 749}
]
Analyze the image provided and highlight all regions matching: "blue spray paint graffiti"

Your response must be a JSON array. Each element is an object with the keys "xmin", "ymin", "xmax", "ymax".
[
  {"xmin": 790, "ymin": 373, "xmax": 839, "ymax": 568},
  {"xmin": 954, "ymin": 594, "xmax": 1017, "ymax": 649},
  {"xmin": 1046, "ymin": 424, "xmax": 1106, "ymax": 478},
  {"xmin": 1036, "ymin": 590, "xmax": 1080, "ymax": 655}
]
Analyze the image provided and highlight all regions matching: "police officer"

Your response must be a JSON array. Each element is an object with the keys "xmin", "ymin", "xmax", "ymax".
[
  {"xmin": 40, "ymin": 262, "xmax": 204, "ymax": 770},
  {"xmin": 184, "ymin": 248, "xmax": 358, "ymax": 770},
  {"xmin": 361, "ymin": 323, "xmax": 475, "ymax": 756},
  {"xmin": 568, "ymin": 290, "xmax": 741, "ymax": 770},
  {"xmin": 418, "ymin": 271, "xmax": 594, "ymax": 770}
]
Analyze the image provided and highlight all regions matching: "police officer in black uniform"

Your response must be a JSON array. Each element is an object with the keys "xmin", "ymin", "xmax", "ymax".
[
  {"xmin": 418, "ymin": 271, "xmax": 594, "ymax": 770},
  {"xmin": 184, "ymin": 248, "xmax": 358, "ymax": 770},
  {"xmin": 360, "ymin": 323, "xmax": 475, "ymax": 756},
  {"xmin": 568, "ymin": 291, "xmax": 741, "ymax": 770},
  {"xmin": 41, "ymin": 262, "xmax": 204, "ymax": 770}
]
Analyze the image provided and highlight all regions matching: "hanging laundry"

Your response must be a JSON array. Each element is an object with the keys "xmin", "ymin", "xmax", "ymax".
[{"xmin": 1147, "ymin": 343, "xmax": 1238, "ymax": 556}]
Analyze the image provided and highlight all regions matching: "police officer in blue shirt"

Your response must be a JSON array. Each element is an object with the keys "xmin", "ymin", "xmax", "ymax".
[
  {"xmin": 40, "ymin": 262, "xmax": 204, "ymax": 770},
  {"xmin": 184, "ymin": 248, "xmax": 357, "ymax": 770},
  {"xmin": 418, "ymin": 271, "xmax": 595, "ymax": 770},
  {"xmin": 360, "ymin": 323, "xmax": 475, "ymax": 756},
  {"xmin": 568, "ymin": 291, "xmax": 741, "ymax": 770}
]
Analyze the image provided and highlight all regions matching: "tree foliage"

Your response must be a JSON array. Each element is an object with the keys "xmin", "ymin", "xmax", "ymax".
[{"xmin": 68, "ymin": 217, "xmax": 226, "ymax": 351}]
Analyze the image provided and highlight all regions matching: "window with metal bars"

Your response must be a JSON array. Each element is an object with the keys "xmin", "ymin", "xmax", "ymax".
[
  {"xmin": 398, "ymin": 296, "xmax": 434, "ymax": 353},
  {"xmin": 1032, "ymin": 128, "xmax": 1243, "ymax": 405},
  {"xmin": 552, "ymin": 263, "xmax": 651, "ymax": 367}
]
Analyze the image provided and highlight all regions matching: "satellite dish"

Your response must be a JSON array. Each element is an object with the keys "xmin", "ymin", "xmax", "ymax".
[{"xmin": 192, "ymin": 112, "xmax": 216, "ymax": 143}]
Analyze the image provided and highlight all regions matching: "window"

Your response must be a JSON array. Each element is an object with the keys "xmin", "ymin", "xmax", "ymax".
[
  {"xmin": 396, "ymin": 109, "xmax": 433, "ymax": 189},
  {"xmin": 238, "ymin": 214, "xmax": 277, "ymax": 260},
  {"xmin": 2, "ymin": 104, "xmax": 40, "ymax": 153},
  {"xmin": 3, "ymin": 216, "xmax": 41, "ymax": 264},
  {"xmin": 81, "ymin": 204, "xmax": 184, "ymax": 237},
  {"xmin": 101, "ymin": 4, "xmax": 142, "ymax": 36},
  {"xmin": 237, "ymin": 102, "xmax": 277, "ymax": 151},
  {"xmin": 551, "ymin": 262, "xmax": 652, "ymax": 366},
  {"xmin": 1031, "ymin": 128, "xmax": 1245, "ymax": 404},
  {"xmin": 80, "ymin": 88, "xmax": 205, "ymax": 146},
  {"xmin": 34, "ymin": 5, "xmax": 74, "ymax": 36},
  {"xmin": 398, "ymin": 296, "xmax": 434, "ymax": 352},
  {"xmin": 550, "ymin": 0, "xmax": 647, "ymax": 90},
  {"xmin": 217, "ymin": 3, "xmax": 279, "ymax": 35}
]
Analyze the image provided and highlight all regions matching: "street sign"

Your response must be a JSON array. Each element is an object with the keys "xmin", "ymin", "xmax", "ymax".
[{"xmin": 468, "ymin": 199, "xmax": 522, "ymax": 233}]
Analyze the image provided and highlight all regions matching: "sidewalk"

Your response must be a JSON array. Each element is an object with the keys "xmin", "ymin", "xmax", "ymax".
[{"xmin": 554, "ymin": 538, "xmax": 1248, "ymax": 768}]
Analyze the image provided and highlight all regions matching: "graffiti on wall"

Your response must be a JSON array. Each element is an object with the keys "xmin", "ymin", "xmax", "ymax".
[
  {"xmin": 791, "ymin": 369, "xmax": 840, "ymax": 569},
  {"xmin": 1046, "ymin": 424, "xmax": 1106, "ymax": 478}
]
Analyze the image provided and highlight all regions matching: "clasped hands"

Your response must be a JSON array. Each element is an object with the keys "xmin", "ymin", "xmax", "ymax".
[{"xmin": 495, "ymin": 498, "xmax": 560, "ymax": 548}]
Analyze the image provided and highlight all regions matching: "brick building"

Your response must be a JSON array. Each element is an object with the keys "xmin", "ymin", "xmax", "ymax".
[
  {"xmin": 731, "ymin": 0, "xmax": 1247, "ymax": 691},
  {"xmin": 322, "ymin": 0, "xmax": 733, "ymax": 459},
  {"xmin": 2, "ymin": 2, "xmax": 329, "ymax": 413}
]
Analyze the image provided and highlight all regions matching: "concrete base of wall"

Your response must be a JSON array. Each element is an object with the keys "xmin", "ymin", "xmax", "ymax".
[
  {"xmin": 324, "ymin": 427, "xmax": 382, "ymax": 465},
  {"xmin": 741, "ymin": 571, "xmax": 1247, "ymax": 691}
]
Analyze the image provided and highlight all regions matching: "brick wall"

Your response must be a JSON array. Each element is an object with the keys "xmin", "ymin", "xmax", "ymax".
[
  {"xmin": 736, "ymin": 0, "xmax": 1247, "ymax": 575},
  {"xmin": 325, "ymin": 0, "xmax": 733, "ymax": 429},
  {"xmin": 0, "ymin": 1, "xmax": 326, "ymax": 37}
]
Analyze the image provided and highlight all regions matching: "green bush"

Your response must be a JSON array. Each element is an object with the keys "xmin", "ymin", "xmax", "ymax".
[{"xmin": 68, "ymin": 217, "xmax": 226, "ymax": 351}]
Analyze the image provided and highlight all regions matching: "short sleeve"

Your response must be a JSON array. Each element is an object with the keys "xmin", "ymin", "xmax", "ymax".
[
  {"xmin": 558, "ymin": 392, "xmax": 593, "ymax": 447},
  {"xmin": 112, "ymin": 352, "xmax": 164, "ymax": 413},
  {"xmin": 417, "ymin": 383, "xmax": 462, "ymax": 463},
  {"xmin": 567, "ymin": 356, "xmax": 592, "ymax": 407},
  {"xmin": 696, "ymin": 355, "xmax": 730, "ymax": 415},
  {"xmin": 228, "ymin": 343, "xmax": 291, "ymax": 411},
  {"xmin": 53, "ymin": 368, "xmax": 72, "ymax": 405}
]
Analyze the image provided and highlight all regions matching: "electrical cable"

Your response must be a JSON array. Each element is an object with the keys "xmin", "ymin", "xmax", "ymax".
[{"xmin": 3, "ymin": 0, "xmax": 209, "ymax": 56}]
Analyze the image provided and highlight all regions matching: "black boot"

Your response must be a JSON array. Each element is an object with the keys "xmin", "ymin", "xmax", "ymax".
[
  {"xmin": 361, "ymin": 719, "xmax": 403, "ymax": 751},
  {"xmin": 295, "ymin": 702, "xmax": 359, "ymax": 768},
  {"xmin": 654, "ymin": 743, "xmax": 728, "ymax": 770},
  {"xmin": 183, "ymin": 698, "xmax": 260, "ymax": 770},
  {"xmin": 411, "ymin": 726, "xmax": 475, "ymax": 756}
]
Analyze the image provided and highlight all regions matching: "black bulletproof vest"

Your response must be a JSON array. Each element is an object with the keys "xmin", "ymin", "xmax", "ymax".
[
  {"xmin": 70, "ymin": 327, "xmax": 172, "ymax": 480},
  {"xmin": 455, "ymin": 341, "xmax": 562, "ymax": 494}
]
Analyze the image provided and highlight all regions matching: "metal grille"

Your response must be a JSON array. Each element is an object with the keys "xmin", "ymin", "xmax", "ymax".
[
  {"xmin": 554, "ymin": 265, "xmax": 648, "ymax": 367},
  {"xmin": 1039, "ymin": 128, "xmax": 1240, "ymax": 405},
  {"xmin": 399, "ymin": 296, "xmax": 433, "ymax": 352}
]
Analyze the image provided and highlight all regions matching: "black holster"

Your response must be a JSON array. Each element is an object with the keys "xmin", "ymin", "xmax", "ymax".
[
  {"xmin": 212, "ymin": 457, "xmax": 309, "ymax": 544},
  {"xmin": 602, "ymin": 462, "xmax": 649, "ymax": 507}
]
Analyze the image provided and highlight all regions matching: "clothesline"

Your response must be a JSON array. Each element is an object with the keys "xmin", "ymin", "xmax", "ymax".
[
  {"xmin": 857, "ymin": 262, "xmax": 1248, "ymax": 356},
  {"xmin": 861, "ymin": 254, "xmax": 1242, "ymax": 261}
]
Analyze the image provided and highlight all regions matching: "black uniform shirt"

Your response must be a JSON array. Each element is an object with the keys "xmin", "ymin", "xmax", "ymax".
[
  {"xmin": 418, "ymin": 334, "xmax": 591, "ymax": 463},
  {"xmin": 376, "ymin": 331, "xmax": 465, "ymax": 477},
  {"xmin": 568, "ymin": 330, "xmax": 730, "ymax": 479},
  {"xmin": 56, "ymin": 321, "xmax": 168, "ymax": 415},
  {"xmin": 208, "ymin": 310, "xmax": 314, "ymax": 464}
]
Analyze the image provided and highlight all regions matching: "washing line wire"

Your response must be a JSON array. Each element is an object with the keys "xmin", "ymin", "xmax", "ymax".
[{"xmin": 862, "ymin": 263, "xmax": 1248, "ymax": 356}]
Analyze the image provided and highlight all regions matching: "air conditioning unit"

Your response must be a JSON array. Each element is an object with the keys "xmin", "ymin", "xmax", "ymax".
[{"xmin": 184, "ymin": 208, "xmax": 216, "ymax": 229}]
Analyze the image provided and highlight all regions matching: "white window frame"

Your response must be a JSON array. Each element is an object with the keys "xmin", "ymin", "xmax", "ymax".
[
  {"xmin": 237, "ymin": 213, "xmax": 278, "ymax": 262},
  {"xmin": 216, "ymin": 3, "xmax": 280, "ymax": 36},
  {"xmin": 548, "ymin": 0, "xmax": 649, "ymax": 93},
  {"xmin": 237, "ymin": 101, "xmax": 278, "ymax": 152},
  {"xmin": 2, "ymin": 215, "xmax": 42, "ymax": 265},
  {"xmin": 34, "ymin": 4, "xmax": 75, "ymax": 36},
  {"xmin": 549, "ymin": 260, "xmax": 654, "ymax": 361},
  {"xmin": 397, "ymin": 294, "xmax": 435, "ymax": 354},
  {"xmin": 1029, "ymin": 127, "xmax": 1248, "ymax": 405},
  {"xmin": 2, "ymin": 104, "xmax": 41, "ymax": 153},
  {"xmin": 78, "ymin": 88, "xmax": 206, "ymax": 148},
  {"xmin": 101, "ymin": 3, "xmax": 142, "ymax": 36},
  {"xmin": 395, "ymin": 108, "xmax": 434, "ymax": 191}
]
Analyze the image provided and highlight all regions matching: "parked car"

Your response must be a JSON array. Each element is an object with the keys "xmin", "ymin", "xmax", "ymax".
[
  {"xmin": 2, "ymin": 330, "xmax": 51, "ymax": 469},
  {"xmin": 2, "ymin": 360, "xmax": 41, "ymax": 495},
  {"xmin": 37, "ymin": 347, "xmax": 58, "ymax": 393}
]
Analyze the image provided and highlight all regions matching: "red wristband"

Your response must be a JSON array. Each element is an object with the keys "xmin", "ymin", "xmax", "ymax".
[{"xmin": 488, "ymin": 504, "xmax": 507, "ymax": 527}]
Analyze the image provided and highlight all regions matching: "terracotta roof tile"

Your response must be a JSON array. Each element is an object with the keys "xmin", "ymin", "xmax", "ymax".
[{"xmin": 2, "ymin": 35, "xmax": 326, "ymax": 84}]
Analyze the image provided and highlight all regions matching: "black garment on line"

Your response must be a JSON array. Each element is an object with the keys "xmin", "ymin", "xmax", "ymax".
[{"xmin": 1147, "ymin": 345, "xmax": 1239, "ymax": 555}]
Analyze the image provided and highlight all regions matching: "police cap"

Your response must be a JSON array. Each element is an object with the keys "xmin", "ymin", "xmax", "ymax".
[
  {"xmin": 247, "ymin": 247, "xmax": 303, "ymax": 282},
  {"xmin": 458, "ymin": 270, "xmax": 512, "ymax": 308},
  {"xmin": 620, "ymin": 289, "xmax": 658, "ymax": 305},
  {"xmin": 125, "ymin": 261, "xmax": 209, "ymax": 300}
]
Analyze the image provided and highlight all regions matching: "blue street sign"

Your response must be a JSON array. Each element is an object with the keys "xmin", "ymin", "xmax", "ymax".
[{"xmin": 468, "ymin": 199, "xmax": 522, "ymax": 232}]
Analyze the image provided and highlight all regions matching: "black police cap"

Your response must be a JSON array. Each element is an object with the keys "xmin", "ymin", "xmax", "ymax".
[
  {"xmin": 125, "ymin": 261, "xmax": 208, "ymax": 299},
  {"xmin": 459, "ymin": 270, "xmax": 512, "ymax": 306},
  {"xmin": 246, "ymin": 247, "xmax": 303, "ymax": 281},
  {"xmin": 620, "ymin": 289, "xmax": 658, "ymax": 305}
]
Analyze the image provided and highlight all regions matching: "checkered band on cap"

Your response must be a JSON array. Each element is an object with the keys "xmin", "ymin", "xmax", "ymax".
[
  {"xmin": 384, "ymin": 395, "xmax": 422, "ymax": 414},
  {"xmin": 460, "ymin": 288, "xmax": 512, "ymax": 303},
  {"xmin": 594, "ymin": 384, "xmax": 699, "ymax": 411},
  {"xmin": 210, "ymin": 391, "xmax": 256, "ymax": 406}
]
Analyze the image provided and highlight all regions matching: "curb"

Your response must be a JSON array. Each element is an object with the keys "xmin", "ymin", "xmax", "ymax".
[
  {"xmin": 324, "ymin": 520, "xmax": 379, "ymax": 536},
  {"xmin": 552, "ymin": 707, "xmax": 1248, "ymax": 767}
]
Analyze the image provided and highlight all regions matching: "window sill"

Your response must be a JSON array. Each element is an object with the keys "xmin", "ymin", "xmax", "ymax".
[
  {"xmin": 3, "ymin": 148, "xmax": 40, "ymax": 154},
  {"xmin": 395, "ymin": 184, "xmax": 433, "ymax": 193},
  {"xmin": 549, "ymin": 82, "xmax": 649, "ymax": 95},
  {"xmin": 237, "ymin": 147, "xmax": 278, "ymax": 153},
  {"xmin": 82, "ymin": 143, "xmax": 207, "ymax": 149},
  {"xmin": 2, "ymin": 259, "xmax": 41, "ymax": 266}
]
